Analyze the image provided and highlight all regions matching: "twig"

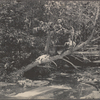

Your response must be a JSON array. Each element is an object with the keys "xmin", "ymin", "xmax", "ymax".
[
  {"xmin": 52, "ymin": 61, "xmax": 57, "ymax": 67},
  {"xmin": 70, "ymin": 55, "xmax": 83, "ymax": 62},
  {"xmin": 64, "ymin": 56, "xmax": 69, "ymax": 60}
]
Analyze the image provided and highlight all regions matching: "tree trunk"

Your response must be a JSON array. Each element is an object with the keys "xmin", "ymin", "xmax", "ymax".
[
  {"xmin": 11, "ymin": 30, "xmax": 94, "ymax": 76},
  {"xmin": 44, "ymin": 32, "xmax": 51, "ymax": 54}
]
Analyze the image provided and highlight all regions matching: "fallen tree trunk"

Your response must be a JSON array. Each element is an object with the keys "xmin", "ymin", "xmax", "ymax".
[
  {"xmin": 11, "ymin": 29, "xmax": 94, "ymax": 76},
  {"xmin": 25, "ymin": 41, "xmax": 92, "ymax": 72}
]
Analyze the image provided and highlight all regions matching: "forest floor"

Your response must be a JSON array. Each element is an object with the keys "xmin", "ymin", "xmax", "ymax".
[{"xmin": 0, "ymin": 65, "xmax": 100, "ymax": 99}]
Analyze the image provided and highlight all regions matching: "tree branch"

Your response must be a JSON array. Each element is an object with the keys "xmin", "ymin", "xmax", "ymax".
[
  {"xmin": 12, "ymin": 30, "xmax": 94, "ymax": 76},
  {"xmin": 73, "ymin": 51, "xmax": 100, "ymax": 56},
  {"xmin": 91, "ymin": 36, "xmax": 100, "ymax": 42},
  {"xmin": 62, "ymin": 58, "xmax": 79, "ymax": 69}
]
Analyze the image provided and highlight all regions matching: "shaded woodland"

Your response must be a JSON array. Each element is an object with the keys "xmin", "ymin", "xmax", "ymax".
[{"xmin": 0, "ymin": 0, "xmax": 100, "ymax": 99}]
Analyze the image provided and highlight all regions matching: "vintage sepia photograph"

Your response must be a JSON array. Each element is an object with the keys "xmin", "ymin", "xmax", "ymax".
[{"xmin": 0, "ymin": 0, "xmax": 100, "ymax": 99}]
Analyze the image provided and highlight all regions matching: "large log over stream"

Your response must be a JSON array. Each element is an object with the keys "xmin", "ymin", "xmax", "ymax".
[{"xmin": 11, "ymin": 30, "xmax": 95, "ymax": 76}]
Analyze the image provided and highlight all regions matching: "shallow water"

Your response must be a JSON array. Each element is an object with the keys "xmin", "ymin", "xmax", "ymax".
[{"xmin": 0, "ymin": 67, "xmax": 100, "ymax": 99}]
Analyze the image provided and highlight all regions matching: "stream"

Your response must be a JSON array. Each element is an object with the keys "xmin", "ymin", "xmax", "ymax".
[{"xmin": 0, "ymin": 66, "xmax": 100, "ymax": 99}]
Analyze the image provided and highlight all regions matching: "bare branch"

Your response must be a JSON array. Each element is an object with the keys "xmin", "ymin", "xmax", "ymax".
[
  {"xmin": 74, "ymin": 51, "xmax": 100, "ymax": 56},
  {"xmin": 91, "ymin": 36, "xmax": 100, "ymax": 42},
  {"xmin": 62, "ymin": 58, "xmax": 79, "ymax": 69}
]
